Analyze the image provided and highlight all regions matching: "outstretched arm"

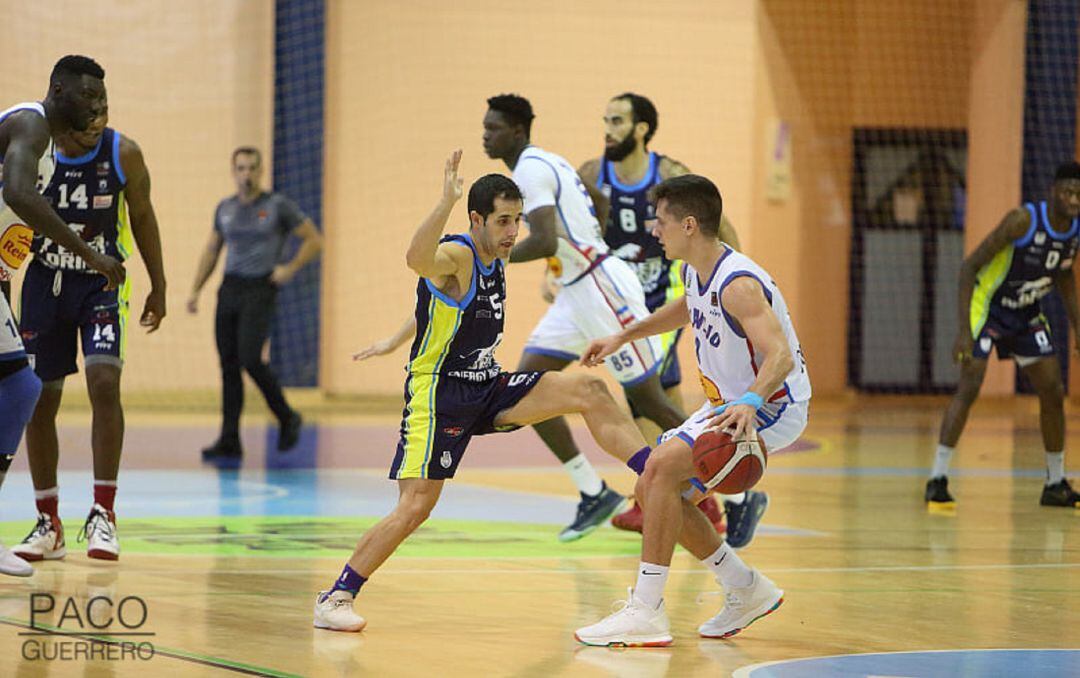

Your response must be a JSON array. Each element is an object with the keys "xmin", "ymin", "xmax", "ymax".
[
  {"xmin": 581, "ymin": 296, "xmax": 690, "ymax": 366},
  {"xmin": 405, "ymin": 150, "xmax": 465, "ymax": 280},
  {"xmin": 353, "ymin": 316, "xmax": 417, "ymax": 361}
]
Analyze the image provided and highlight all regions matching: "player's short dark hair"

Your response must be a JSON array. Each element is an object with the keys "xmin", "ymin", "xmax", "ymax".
[
  {"xmin": 468, "ymin": 174, "xmax": 523, "ymax": 221},
  {"xmin": 650, "ymin": 174, "xmax": 723, "ymax": 236},
  {"xmin": 1054, "ymin": 161, "xmax": 1080, "ymax": 183},
  {"xmin": 50, "ymin": 55, "xmax": 104, "ymax": 84},
  {"xmin": 232, "ymin": 146, "xmax": 262, "ymax": 167},
  {"xmin": 612, "ymin": 92, "xmax": 658, "ymax": 145},
  {"xmin": 486, "ymin": 94, "xmax": 534, "ymax": 139}
]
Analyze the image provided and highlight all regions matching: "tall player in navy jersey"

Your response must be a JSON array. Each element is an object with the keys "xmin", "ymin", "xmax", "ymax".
[
  {"xmin": 928, "ymin": 162, "xmax": 1080, "ymax": 508},
  {"xmin": 577, "ymin": 93, "xmax": 764, "ymax": 547},
  {"xmin": 13, "ymin": 102, "xmax": 165, "ymax": 563},
  {"xmin": 313, "ymin": 151, "xmax": 654, "ymax": 631},
  {"xmin": 0, "ymin": 55, "xmax": 125, "ymax": 576}
]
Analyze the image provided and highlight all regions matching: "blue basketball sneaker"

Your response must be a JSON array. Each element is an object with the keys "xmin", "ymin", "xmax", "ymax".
[
  {"xmin": 559, "ymin": 483, "xmax": 628, "ymax": 542},
  {"xmin": 724, "ymin": 490, "xmax": 769, "ymax": 549}
]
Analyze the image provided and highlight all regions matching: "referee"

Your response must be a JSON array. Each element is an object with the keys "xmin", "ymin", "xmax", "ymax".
[{"xmin": 187, "ymin": 147, "xmax": 322, "ymax": 459}]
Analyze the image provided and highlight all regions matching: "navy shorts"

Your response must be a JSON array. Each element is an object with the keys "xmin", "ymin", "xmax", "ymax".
[
  {"xmin": 971, "ymin": 304, "xmax": 1054, "ymax": 361},
  {"xmin": 390, "ymin": 370, "xmax": 544, "ymax": 480},
  {"xmin": 19, "ymin": 260, "xmax": 128, "ymax": 381}
]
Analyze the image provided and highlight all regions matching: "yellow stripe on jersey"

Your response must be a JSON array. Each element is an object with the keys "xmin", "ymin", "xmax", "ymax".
[
  {"xmin": 116, "ymin": 188, "xmax": 134, "ymax": 261},
  {"xmin": 397, "ymin": 295, "xmax": 463, "ymax": 479},
  {"xmin": 970, "ymin": 246, "xmax": 1013, "ymax": 338}
]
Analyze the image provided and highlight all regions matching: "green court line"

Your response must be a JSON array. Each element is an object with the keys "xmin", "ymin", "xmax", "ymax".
[
  {"xmin": 0, "ymin": 615, "xmax": 301, "ymax": 677},
  {"xmin": 0, "ymin": 516, "xmax": 644, "ymax": 559}
]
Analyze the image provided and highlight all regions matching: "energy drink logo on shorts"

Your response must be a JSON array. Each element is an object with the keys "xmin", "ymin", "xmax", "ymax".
[{"xmin": 0, "ymin": 223, "xmax": 33, "ymax": 279}]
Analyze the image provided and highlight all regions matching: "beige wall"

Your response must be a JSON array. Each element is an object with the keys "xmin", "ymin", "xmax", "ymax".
[
  {"xmin": 323, "ymin": 0, "xmax": 760, "ymax": 401},
  {"xmin": 1, "ymin": 0, "xmax": 273, "ymax": 397}
]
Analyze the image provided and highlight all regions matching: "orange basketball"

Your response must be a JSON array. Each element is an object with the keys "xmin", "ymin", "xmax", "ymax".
[{"xmin": 692, "ymin": 428, "xmax": 768, "ymax": 494}]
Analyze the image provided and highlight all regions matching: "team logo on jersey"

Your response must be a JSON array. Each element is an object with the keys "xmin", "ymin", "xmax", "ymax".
[
  {"xmin": 93, "ymin": 195, "xmax": 113, "ymax": 209},
  {"xmin": 440, "ymin": 451, "xmax": 453, "ymax": 469},
  {"xmin": 0, "ymin": 223, "xmax": 33, "ymax": 271},
  {"xmin": 98, "ymin": 178, "xmax": 109, "ymax": 192},
  {"xmin": 710, "ymin": 291, "xmax": 719, "ymax": 307},
  {"xmin": 1034, "ymin": 231, "xmax": 1047, "ymax": 245},
  {"xmin": 97, "ymin": 161, "xmax": 110, "ymax": 176},
  {"xmin": 698, "ymin": 371, "xmax": 723, "ymax": 407}
]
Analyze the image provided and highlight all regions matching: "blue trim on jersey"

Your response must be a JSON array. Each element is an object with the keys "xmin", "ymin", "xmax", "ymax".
[
  {"xmin": 1015, "ymin": 203, "xmax": 1039, "ymax": 247},
  {"xmin": 523, "ymin": 346, "xmax": 579, "ymax": 361},
  {"xmin": 696, "ymin": 246, "xmax": 733, "ymax": 295},
  {"xmin": 1041, "ymin": 200, "xmax": 1079, "ymax": 239},
  {"xmin": 604, "ymin": 152, "xmax": 658, "ymax": 193},
  {"xmin": 112, "ymin": 131, "xmax": 126, "ymax": 185},
  {"xmin": 676, "ymin": 431, "xmax": 696, "ymax": 447},
  {"xmin": 0, "ymin": 349, "xmax": 27, "ymax": 362},
  {"xmin": 423, "ymin": 262, "xmax": 478, "ymax": 310},
  {"xmin": 716, "ymin": 271, "xmax": 773, "ymax": 338},
  {"xmin": 56, "ymin": 134, "xmax": 104, "ymax": 165},
  {"xmin": 460, "ymin": 233, "xmax": 496, "ymax": 275},
  {"xmin": 520, "ymin": 151, "xmax": 581, "ymax": 247}
]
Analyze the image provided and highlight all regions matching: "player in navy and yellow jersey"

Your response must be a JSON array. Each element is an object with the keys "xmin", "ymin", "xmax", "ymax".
[
  {"xmin": 929, "ymin": 162, "xmax": 1080, "ymax": 509},
  {"xmin": 576, "ymin": 93, "xmax": 764, "ymax": 546},
  {"xmin": 13, "ymin": 102, "xmax": 165, "ymax": 564},
  {"xmin": 0, "ymin": 55, "xmax": 124, "ymax": 577},
  {"xmin": 313, "ymin": 151, "xmax": 655, "ymax": 632}
]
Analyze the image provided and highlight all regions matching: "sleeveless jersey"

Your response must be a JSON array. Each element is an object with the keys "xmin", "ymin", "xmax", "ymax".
[
  {"xmin": 513, "ymin": 146, "xmax": 608, "ymax": 284},
  {"xmin": 408, "ymin": 234, "xmax": 506, "ymax": 383},
  {"xmin": 971, "ymin": 201, "xmax": 1080, "ymax": 324},
  {"xmin": 0, "ymin": 102, "xmax": 56, "ymax": 281},
  {"xmin": 33, "ymin": 127, "xmax": 130, "ymax": 272},
  {"xmin": 598, "ymin": 152, "xmax": 683, "ymax": 306},
  {"xmin": 684, "ymin": 246, "xmax": 811, "ymax": 407}
]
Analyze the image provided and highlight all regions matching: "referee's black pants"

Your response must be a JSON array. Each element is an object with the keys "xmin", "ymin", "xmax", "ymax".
[{"xmin": 214, "ymin": 275, "xmax": 293, "ymax": 442}]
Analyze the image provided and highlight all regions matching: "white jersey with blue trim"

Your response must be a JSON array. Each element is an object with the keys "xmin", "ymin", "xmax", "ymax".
[
  {"xmin": 0, "ymin": 101, "xmax": 56, "ymax": 281},
  {"xmin": 684, "ymin": 246, "xmax": 811, "ymax": 407},
  {"xmin": 512, "ymin": 145, "xmax": 609, "ymax": 283}
]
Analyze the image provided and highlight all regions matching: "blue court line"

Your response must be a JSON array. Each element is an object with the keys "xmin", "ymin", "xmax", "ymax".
[{"xmin": 734, "ymin": 649, "xmax": 1080, "ymax": 678}]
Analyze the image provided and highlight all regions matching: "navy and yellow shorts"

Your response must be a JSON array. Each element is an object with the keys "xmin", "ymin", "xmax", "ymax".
[
  {"xmin": 971, "ymin": 304, "xmax": 1054, "ymax": 361},
  {"xmin": 390, "ymin": 370, "xmax": 543, "ymax": 480}
]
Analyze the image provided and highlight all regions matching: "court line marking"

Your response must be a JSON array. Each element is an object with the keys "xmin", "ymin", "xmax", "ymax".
[
  {"xmin": 731, "ymin": 647, "xmax": 1080, "ymax": 678},
  {"xmin": 49, "ymin": 561, "xmax": 1080, "ymax": 575},
  {"xmin": 0, "ymin": 615, "xmax": 300, "ymax": 677}
]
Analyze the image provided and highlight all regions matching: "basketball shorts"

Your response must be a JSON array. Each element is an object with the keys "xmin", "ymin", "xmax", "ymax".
[
  {"xmin": 19, "ymin": 260, "xmax": 129, "ymax": 381},
  {"xmin": 971, "ymin": 304, "xmax": 1055, "ymax": 362},
  {"xmin": 390, "ymin": 370, "xmax": 544, "ymax": 480},
  {"xmin": 660, "ymin": 399, "xmax": 809, "ymax": 453},
  {"xmin": 525, "ymin": 256, "xmax": 663, "ymax": 385},
  {"xmin": 0, "ymin": 291, "xmax": 25, "ymax": 360}
]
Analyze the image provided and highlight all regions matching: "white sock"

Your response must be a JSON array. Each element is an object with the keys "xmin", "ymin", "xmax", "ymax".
[
  {"xmin": 723, "ymin": 492, "xmax": 746, "ymax": 504},
  {"xmin": 703, "ymin": 543, "xmax": 753, "ymax": 588},
  {"xmin": 34, "ymin": 487, "xmax": 58, "ymax": 500},
  {"xmin": 1046, "ymin": 451, "xmax": 1065, "ymax": 485},
  {"xmin": 931, "ymin": 444, "xmax": 954, "ymax": 479},
  {"xmin": 633, "ymin": 562, "xmax": 669, "ymax": 609},
  {"xmin": 563, "ymin": 455, "xmax": 604, "ymax": 497}
]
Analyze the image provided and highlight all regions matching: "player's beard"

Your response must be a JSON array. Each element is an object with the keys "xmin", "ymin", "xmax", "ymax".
[{"xmin": 603, "ymin": 133, "xmax": 637, "ymax": 162}]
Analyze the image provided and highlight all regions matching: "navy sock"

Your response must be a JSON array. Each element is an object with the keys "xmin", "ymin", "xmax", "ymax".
[
  {"xmin": 324, "ymin": 564, "xmax": 366, "ymax": 601},
  {"xmin": 627, "ymin": 446, "xmax": 652, "ymax": 475}
]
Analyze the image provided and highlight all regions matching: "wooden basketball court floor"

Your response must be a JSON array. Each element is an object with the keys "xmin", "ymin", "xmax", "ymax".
[{"xmin": 0, "ymin": 395, "xmax": 1077, "ymax": 676}]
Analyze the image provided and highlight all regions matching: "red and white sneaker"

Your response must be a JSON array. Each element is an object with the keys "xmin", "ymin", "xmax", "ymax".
[
  {"xmin": 80, "ymin": 504, "xmax": 120, "ymax": 561},
  {"xmin": 12, "ymin": 513, "xmax": 66, "ymax": 561},
  {"xmin": 612, "ymin": 497, "xmax": 726, "ymax": 535}
]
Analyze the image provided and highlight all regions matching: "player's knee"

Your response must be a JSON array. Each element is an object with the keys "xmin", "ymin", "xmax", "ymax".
[
  {"xmin": 1037, "ymin": 378, "xmax": 1065, "ymax": 404},
  {"xmin": 86, "ymin": 369, "xmax": 121, "ymax": 404},
  {"xmin": 640, "ymin": 450, "xmax": 681, "ymax": 488},
  {"xmin": 397, "ymin": 498, "xmax": 435, "ymax": 531},
  {"xmin": 573, "ymin": 373, "xmax": 610, "ymax": 409},
  {"xmin": 238, "ymin": 352, "xmax": 265, "ymax": 373}
]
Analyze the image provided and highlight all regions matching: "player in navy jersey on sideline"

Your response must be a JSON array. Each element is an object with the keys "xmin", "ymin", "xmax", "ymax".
[
  {"xmin": 313, "ymin": 151, "xmax": 656, "ymax": 631},
  {"xmin": 576, "ymin": 92, "xmax": 764, "ymax": 547},
  {"xmin": 12, "ymin": 99, "xmax": 164, "ymax": 563},
  {"xmin": 0, "ymin": 55, "xmax": 125, "ymax": 575},
  {"xmin": 928, "ymin": 162, "xmax": 1080, "ymax": 509}
]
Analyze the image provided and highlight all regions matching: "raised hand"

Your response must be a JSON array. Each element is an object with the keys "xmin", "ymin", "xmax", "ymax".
[{"xmin": 444, "ymin": 149, "xmax": 464, "ymax": 203}]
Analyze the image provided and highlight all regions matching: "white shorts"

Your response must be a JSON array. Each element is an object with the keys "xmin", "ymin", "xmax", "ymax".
[
  {"xmin": 0, "ymin": 293, "xmax": 25, "ymax": 359},
  {"xmin": 661, "ymin": 399, "xmax": 809, "ymax": 452},
  {"xmin": 525, "ymin": 256, "xmax": 663, "ymax": 385}
]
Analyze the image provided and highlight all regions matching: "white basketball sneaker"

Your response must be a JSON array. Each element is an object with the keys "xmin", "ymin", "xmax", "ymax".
[
  {"xmin": 0, "ymin": 539, "xmax": 33, "ymax": 577},
  {"xmin": 80, "ymin": 504, "xmax": 120, "ymax": 561},
  {"xmin": 698, "ymin": 569, "xmax": 784, "ymax": 639},
  {"xmin": 575, "ymin": 589, "xmax": 674, "ymax": 647},
  {"xmin": 313, "ymin": 590, "xmax": 367, "ymax": 632},
  {"xmin": 12, "ymin": 513, "xmax": 66, "ymax": 561}
]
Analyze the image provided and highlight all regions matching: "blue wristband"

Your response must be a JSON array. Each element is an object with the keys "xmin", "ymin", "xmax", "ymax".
[{"xmin": 710, "ymin": 391, "xmax": 765, "ymax": 416}]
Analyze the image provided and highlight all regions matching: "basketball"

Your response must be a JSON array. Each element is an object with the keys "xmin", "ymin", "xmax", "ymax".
[{"xmin": 692, "ymin": 427, "xmax": 768, "ymax": 494}]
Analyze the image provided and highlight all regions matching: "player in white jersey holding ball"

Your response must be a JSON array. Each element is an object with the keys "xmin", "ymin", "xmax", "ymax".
[
  {"xmin": 0, "ymin": 55, "xmax": 125, "ymax": 576},
  {"xmin": 575, "ymin": 174, "xmax": 810, "ymax": 646},
  {"xmin": 483, "ymin": 94, "xmax": 687, "ymax": 541}
]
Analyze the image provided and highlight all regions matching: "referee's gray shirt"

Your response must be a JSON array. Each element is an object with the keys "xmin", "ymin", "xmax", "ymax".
[{"xmin": 213, "ymin": 192, "xmax": 306, "ymax": 277}]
